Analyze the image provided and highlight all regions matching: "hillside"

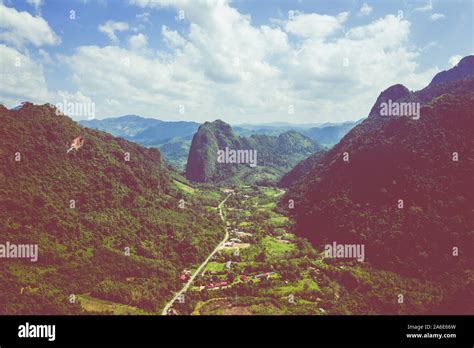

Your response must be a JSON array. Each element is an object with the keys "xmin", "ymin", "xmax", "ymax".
[
  {"xmin": 185, "ymin": 120, "xmax": 321, "ymax": 185},
  {"xmin": 81, "ymin": 117, "xmax": 200, "ymax": 172},
  {"xmin": 429, "ymin": 55, "xmax": 474, "ymax": 87},
  {"xmin": 284, "ymin": 58, "xmax": 474, "ymax": 278},
  {"xmin": 0, "ymin": 103, "xmax": 223, "ymax": 314},
  {"xmin": 279, "ymin": 150, "xmax": 327, "ymax": 188}
]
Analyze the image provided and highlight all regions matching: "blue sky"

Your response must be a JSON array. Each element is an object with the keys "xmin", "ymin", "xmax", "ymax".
[{"xmin": 1, "ymin": 0, "xmax": 473, "ymax": 123}]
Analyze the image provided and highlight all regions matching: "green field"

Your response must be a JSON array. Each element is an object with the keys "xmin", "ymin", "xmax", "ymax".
[
  {"xmin": 262, "ymin": 236, "xmax": 295, "ymax": 258},
  {"xmin": 78, "ymin": 294, "xmax": 148, "ymax": 315},
  {"xmin": 267, "ymin": 216, "xmax": 289, "ymax": 226},
  {"xmin": 173, "ymin": 180, "xmax": 196, "ymax": 194},
  {"xmin": 264, "ymin": 278, "xmax": 321, "ymax": 296},
  {"xmin": 260, "ymin": 187, "xmax": 284, "ymax": 197},
  {"xmin": 204, "ymin": 262, "xmax": 226, "ymax": 273}
]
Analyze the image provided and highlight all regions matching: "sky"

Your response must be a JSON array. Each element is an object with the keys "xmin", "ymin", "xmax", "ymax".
[{"xmin": 0, "ymin": 0, "xmax": 473, "ymax": 123}]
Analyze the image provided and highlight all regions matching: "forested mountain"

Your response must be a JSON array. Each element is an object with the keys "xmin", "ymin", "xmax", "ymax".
[
  {"xmin": 80, "ymin": 115, "xmax": 161, "ymax": 138},
  {"xmin": 279, "ymin": 150, "xmax": 327, "ymax": 188},
  {"xmin": 81, "ymin": 117, "xmax": 199, "ymax": 172},
  {"xmin": 82, "ymin": 116, "xmax": 357, "ymax": 173},
  {"xmin": 131, "ymin": 121, "xmax": 200, "ymax": 146},
  {"xmin": 303, "ymin": 121, "xmax": 362, "ymax": 147},
  {"xmin": 429, "ymin": 55, "xmax": 474, "ymax": 87},
  {"xmin": 185, "ymin": 120, "xmax": 321, "ymax": 185},
  {"xmin": 285, "ymin": 56, "xmax": 474, "ymax": 277},
  {"xmin": 0, "ymin": 103, "xmax": 223, "ymax": 314},
  {"xmin": 234, "ymin": 121, "xmax": 361, "ymax": 147}
]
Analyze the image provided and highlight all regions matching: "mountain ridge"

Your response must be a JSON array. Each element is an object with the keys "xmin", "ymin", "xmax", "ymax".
[{"xmin": 185, "ymin": 120, "xmax": 321, "ymax": 185}]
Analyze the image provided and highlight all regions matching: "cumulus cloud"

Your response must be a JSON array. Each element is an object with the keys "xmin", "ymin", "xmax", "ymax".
[
  {"xmin": 55, "ymin": 0, "xmax": 438, "ymax": 122},
  {"xmin": 448, "ymin": 55, "xmax": 463, "ymax": 67},
  {"xmin": 128, "ymin": 33, "xmax": 148, "ymax": 50},
  {"xmin": 359, "ymin": 3, "xmax": 373, "ymax": 16},
  {"xmin": 286, "ymin": 11, "xmax": 348, "ymax": 39},
  {"xmin": 161, "ymin": 26, "xmax": 186, "ymax": 48},
  {"xmin": 0, "ymin": 44, "xmax": 49, "ymax": 106},
  {"xmin": 0, "ymin": 3, "xmax": 60, "ymax": 47},
  {"xmin": 98, "ymin": 20, "xmax": 129, "ymax": 43}
]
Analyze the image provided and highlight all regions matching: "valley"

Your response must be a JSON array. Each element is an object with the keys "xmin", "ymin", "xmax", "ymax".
[
  {"xmin": 1, "ymin": 56, "xmax": 473, "ymax": 316},
  {"xmin": 158, "ymin": 184, "xmax": 467, "ymax": 315}
]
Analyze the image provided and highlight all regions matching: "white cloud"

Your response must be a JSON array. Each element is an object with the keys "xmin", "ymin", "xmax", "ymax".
[
  {"xmin": 38, "ymin": 48, "xmax": 53, "ymax": 64},
  {"xmin": 448, "ymin": 55, "xmax": 463, "ymax": 67},
  {"xmin": 430, "ymin": 13, "xmax": 445, "ymax": 21},
  {"xmin": 54, "ymin": 1, "xmax": 439, "ymax": 123},
  {"xmin": 161, "ymin": 26, "xmax": 186, "ymax": 48},
  {"xmin": 286, "ymin": 11, "xmax": 348, "ymax": 39},
  {"xmin": 128, "ymin": 33, "xmax": 148, "ymax": 50},
  {"xmin": 98, "ymin": 20, "xmax": 129, "ymax": 43},
  {"xmin": 359, "ymin": 3, "xmax": 373, "ymax": 16},
  {"xmin": 0, "ymin": 3, "xmax": 60, "ymax": 47},
  {"xmin": 136, "ymin": 12, "xmax": 150, "ymax": 22},
  {"xmin": 0, "ymin": 44, "xmax": 49, "ymax": 106}
]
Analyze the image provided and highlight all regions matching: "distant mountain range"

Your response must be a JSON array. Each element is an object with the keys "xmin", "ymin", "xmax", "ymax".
[
  {"xmin": 81, "ymin": 117, "xmax": 359, "ymax": 171},
  {"xmin": 284, "ymin": 55, "xmax": 474, "ymax": 281},
  {"xmin": 185, "ymin": 120, "xmax": 321, "ymax": 185},
  {"xmin": 81, "ymin": 117, "xmax": 200, "ymax": 171},
  {"xmin": 234, "ymin": 120, "xmax": 362, "ymax": 147}
]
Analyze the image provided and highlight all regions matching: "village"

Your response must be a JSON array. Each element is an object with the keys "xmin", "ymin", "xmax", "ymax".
[{"xmin": 166, "ymin": 185, "xmax": 331, "ymax": 315}]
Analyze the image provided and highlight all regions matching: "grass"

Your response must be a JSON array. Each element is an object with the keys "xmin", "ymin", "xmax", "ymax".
[
  {"xmin": 267, "ymin": 216, "xmax": 289, "ymax": 227},
  {"xmin": 259, "ymin": 202, "xmax": 276, "ymax": 209},
  {"xmin": 260, "ymin": 187, "xmax": 281, "ymax": 197},
  {"xmin": 260, "ymin": 187, "xmax": 285, "ymax": 197},
  {"xmin": 265, "ymin": 278, "xmax": 321, "ymax": 296},
  {"xmin": 262, "ymin": 236, "xmax": 295, "ymax": 258},
  {"xmin": 78, "ymin": 294, "xmax": 148, "ymax": 315},
  {"xmin": 204, "ymin": 262, "xmax": 226, "ymax": 273},
  {"xmin": 173, "ymin": 180, "xmax": 196, "ymax": 194}
]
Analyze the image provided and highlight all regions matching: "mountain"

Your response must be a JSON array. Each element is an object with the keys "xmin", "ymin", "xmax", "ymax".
[
  {"xmin": 234, "ymin": 121, "xmax": 361, "ymax": 147},
  {"xmin": 278, "ymin": 150, "xmax": 327, "ymax": 188},
  {"xmin": 132, "ymin": 121, "xmax": 200, "ymax": 146},
  {"xmin": 186, "ymin": 120, "xmax": 321, "ymax": 185},
  {"xmin": 81, "ymin": 116, "xmax": 200, "ymax": 171},
  {"xmin": 154, "ymin": 137, "xmax": 192, "ymax": 172},
  {"xmin": 429, "ymin": 55, "xmax": 474, "ymax": 87},
  {"xmin": 0, "ymin": 103, "xmax": 223, "ymax": 314},
  {"xmin": 303, "ymin": 120, "xmax": 362, "ymax": 147},
  {"xmin": 285, "ymin": 56, "xmax": 474, "ymax": 277},
  {"xmin": 80, "ymin": 115, "xmax": 161, "ymax": 138}
]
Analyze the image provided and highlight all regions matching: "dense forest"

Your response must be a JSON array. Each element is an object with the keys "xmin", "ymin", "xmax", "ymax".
[
  {"xmin": 0, "ymin": 103, "xmax": 223, "ymax": 314},
  {"xmin": 285, "ymin": 75, "xmax": 474, "ymax": 277}
]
